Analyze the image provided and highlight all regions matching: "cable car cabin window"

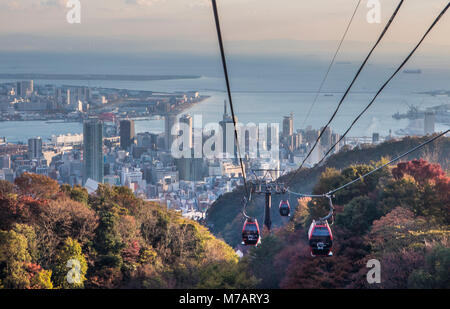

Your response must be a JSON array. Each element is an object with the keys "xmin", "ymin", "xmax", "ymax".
[
  {"xmin": 312, "ymin": 227, "xmax": 330, "ymax": 237},
  {"xmin": 245, "ymin": 224, "xmax": 258, "ymax": 232}
]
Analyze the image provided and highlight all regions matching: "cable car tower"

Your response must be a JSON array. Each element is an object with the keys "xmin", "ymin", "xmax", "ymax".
[{"xmin": 250, "ymin": 169, "xmax": 287, "ymax": 231}]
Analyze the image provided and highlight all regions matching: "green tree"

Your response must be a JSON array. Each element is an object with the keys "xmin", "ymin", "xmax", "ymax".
[
  {"xmin": 0, "ymin": 229, "xmax": 32, "ymax": 288},
  {"xmin": 336, "ymin": 196, "xmax": 381, "ymax": 234},
  {"xmin": 70, "ymin": 186, "xmax": 89, "ymax": 205},
  {"xmin": 196, "ymin": 261, "xmax": 259, "ymax": 289},
  {"xmin": 245, "ymin": 234, "xmax": 285, "ymax": 288},
  {"xmin": 408, "ymin": 246, "xmax": 450, "ymax": 288},
  {"xmin": 52, "ymin": 237, "xmax": 88, "ymax": 289}
]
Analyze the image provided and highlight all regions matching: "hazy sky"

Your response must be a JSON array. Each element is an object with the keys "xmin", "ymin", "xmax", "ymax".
[{"xmin": 0, "ymin": 0, "xmax": 449, "ymax": 55}]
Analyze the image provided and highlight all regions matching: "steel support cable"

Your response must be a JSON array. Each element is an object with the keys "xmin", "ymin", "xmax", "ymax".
[
  {"xmin": 326, "ymin": 129, "xmax": 450, "ymax": 195},
  {"xmin": 301, "ymin": 0, "xmax": 362, "ymax": 128},
  {"xmin": 317, "ymin": 2, "xmax": 450, "ymax": 165},
  {"xmin": 242, "ymin": 187, "xmax": 252, "ymax": 219},
  {"xmin": 288, "ymin": 129, "xmax": 449, "ymax": 198},
  {"xmin": 212, "ymin": 0, "xmax": 249, "ymax": 197},
  {"xmin": 285, "ymin": 0, "xmax": 405, "ymax": 187}
]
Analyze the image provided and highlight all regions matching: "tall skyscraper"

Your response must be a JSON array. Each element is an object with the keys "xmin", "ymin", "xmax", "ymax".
[
  {"xmin": 16, "ymin": 82, "xmax": 22, "ymax": 97},
  {"xmin": 66, "ymin": 89, "xmax": 71, "ymax": 105},
  {"xmin": 282, "ymin": 113, "xmax": 294, "ymax": 151},
  {"xmin": 179, "ymin": 114, "xmax": 193, "ymax": 149},
  {"xmin": 28, "ymin": 80, "xmax": 34, "ymax": 95},
  {"xmin": 83, "ymin": 119, "xmax": 104, "ymax": 185},
  {"xmin": 120, "ymin": 119, "xmax": 135, "ymax": 150},
  {"xmin": 16, "ymin": 80, "xmax": 33, "ymax": 97},
  {"xmin": 28, "ymin": 137, "xmax": 43, "ymax": 159},
  {"xmin": 282, "ymin": 113, "xmax": 294, "ymax": 138},
  {"xmin": 219, "ymin": 100, "xmax": 237, "ymax": 157},
  {"xmin": 320, "ymin": 126, "xmax": 332, "ymax": 149},
  {"xmin": 165, "ymin": 113, "xmax": 177, "ymax": 151}
]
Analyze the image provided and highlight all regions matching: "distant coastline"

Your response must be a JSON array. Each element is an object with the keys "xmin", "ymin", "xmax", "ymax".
[{"xmin": 0, "ymin": 73, "xmax": 201, "ymax": 81}]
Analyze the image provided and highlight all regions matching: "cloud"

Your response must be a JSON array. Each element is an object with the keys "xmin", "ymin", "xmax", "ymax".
[
  {"xmin": 0, "ymin": 0, "xmax": 66, "ymax": 10},
  {"xmin": 188, "ymin": 0, "xmax": 211, "ymax": 9},
  {"xmin": 125, "ymin": 0, "xmax": 164, "ymax": 6},
  {"xmin": 42, "ymin": 0, "xmax": 66, "ymax": 8}
]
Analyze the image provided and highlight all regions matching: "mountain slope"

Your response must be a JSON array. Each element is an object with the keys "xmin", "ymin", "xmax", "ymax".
[{"xmin": 206, "ymin": 135, "xmax": 450, "ymax": 247}]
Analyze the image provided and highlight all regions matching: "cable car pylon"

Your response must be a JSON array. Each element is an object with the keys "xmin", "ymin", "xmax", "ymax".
[{"xmin": 251, "ymin": 169, "xmax": 287, "ymax": 232}]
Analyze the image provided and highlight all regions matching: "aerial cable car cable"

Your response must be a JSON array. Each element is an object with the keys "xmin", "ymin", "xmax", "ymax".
[
  {"xmin": 301, "ymin": 0, "xmax": 362, "ymax": 129},
  {"xmin": 317, "ymin": 2, "xmax": 450, "ymax": 165},
  {"xmin": 212, "ymin": 0, "xmax": 248, "ymax": 197},
  {"xmin": 288, "ymin": 129, "xmax": 449, "ymax": 197},
  {"xmin": 242, "ymin": 186, "xmax": 253, "ymax": 219},
  {"xmin": 291, "ymin": 129, "xmax": 449, "ymax": 256},
  {"xmin": 325, "ymin": 129, "xmax": 450, "ymax": 195},
  {"xmin": 212, "ymin": 0, "xmax": 262, "ymax": 245},
  {"xmin": 285, "ymin": 0, "xmax": 405, "ymax": 187}
]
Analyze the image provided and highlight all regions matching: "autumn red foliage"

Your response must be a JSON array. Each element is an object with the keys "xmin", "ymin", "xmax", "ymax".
[{"xmin": 392, "ymin": 159, "xmax": 445, "ymax": 184}]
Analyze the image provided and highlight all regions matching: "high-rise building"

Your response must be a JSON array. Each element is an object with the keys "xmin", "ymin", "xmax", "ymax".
[
  {"xmin": 331, "ymin": 133, "xmax": 341, "ymax": 152},
  {"xmin": 219, "ymin": 100, "xmax": 237, "ymax": 157},
  {"xmin": 304, "ymin": 127, "xmax": 319, "ymax": 144},
  {"xmin": 55, "ymin": 88, "xmax": 62, "ymax": 106},
  {"xmin": 76, "ymin": 87, "xmax": 85, "ymax": 102},
  {"xmin": 175, "ymin": 156, "xmax": 204, "ymax": 181},
  {"xmin": 83, "ymin": 119, "xmax": 104, "ymax": 185},
  {"xmin": 66, "ymin": 89, "xmax": 71, "ymax": 105},
  {"xmin": 179, "ymin": 114, "xmax": 193, "ymax": 149},
  {"xmin": 86, "ymin": 88, "xmax": 92, "ymax": 102},
  {"xmin": 282, "ymin": 113, "xmax": 294, "ymax": 151},
  {"xmin": 165, "ymin": 113, "xmax": 177, "ymax": 151},
  {"xmin": 16, "ymin": 82, "xmax": 22, "ymax": 97},
  {"xmin": 424, "ymin": 112, "xmax": 435, "ymax": 135},
  {"xmin": 320, "ymin": 126, "xmax": 332, "ymax": 149},
  {"xmin": 282, "ymin": 113, "xmax": 294, "ymax": 138},
  {"xmin": 0, "ymin": 155, "xmax": 10, "ymax": 169},
  {"xmin": 28, "ymin": 137, "xmax": 43, "ymax": 159},
  {"xmin": 28, "ymin": 80, "xmax": 34, "ymax": 95},
  {"xmin": 16, "ymin": 80, "xmax": 34, "ymax": 97},
  {"xmin": 137, "ymin": 132, "xmax": 158, "ymax": 151},
  {"xmin": 119, "ymin": 119, "xmax": 135, "ymax": 150}
]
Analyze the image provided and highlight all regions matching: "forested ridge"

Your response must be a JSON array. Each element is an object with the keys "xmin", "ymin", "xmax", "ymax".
[
  {"xmin": 240, "ymin": 158, "xmax": 449, "ymax": 288},
  {"xmin": 0, "ymin": 174, "xmax": 257, "ymax": 289},
  {"xmin": 207, "ymin": 135, "xmax": 450, "ymax": 247}
]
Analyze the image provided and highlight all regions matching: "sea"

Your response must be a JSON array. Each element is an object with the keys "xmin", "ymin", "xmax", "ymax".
[{"xmin": 0, "ymin": 51, "xmax": 449, "ymax": 143}]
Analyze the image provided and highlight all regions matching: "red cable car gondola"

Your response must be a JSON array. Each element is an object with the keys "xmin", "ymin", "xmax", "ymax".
[
  {"xmin": 279, "ymin": 200, "xmax": 291, "ymax": 217},
  {"xmin": 242, "ymin": 218, "xmax": 261, "ymax": 246},
  {"xmin": 308, "ymin": 220, "xmax": 333, "ymax": 257}
]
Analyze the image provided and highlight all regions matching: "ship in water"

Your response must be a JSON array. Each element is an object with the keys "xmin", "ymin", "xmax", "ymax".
[
  {"xmin": 393, "ymin": 103, "xmax": 450, "ymax": 125},
  {"xmin": 393, "ymin": 105, "xmax": 423, "ymax": 120},
  {"xmin": 403, "ymin": 69, "xmax": 422, "ymax": 74}
]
